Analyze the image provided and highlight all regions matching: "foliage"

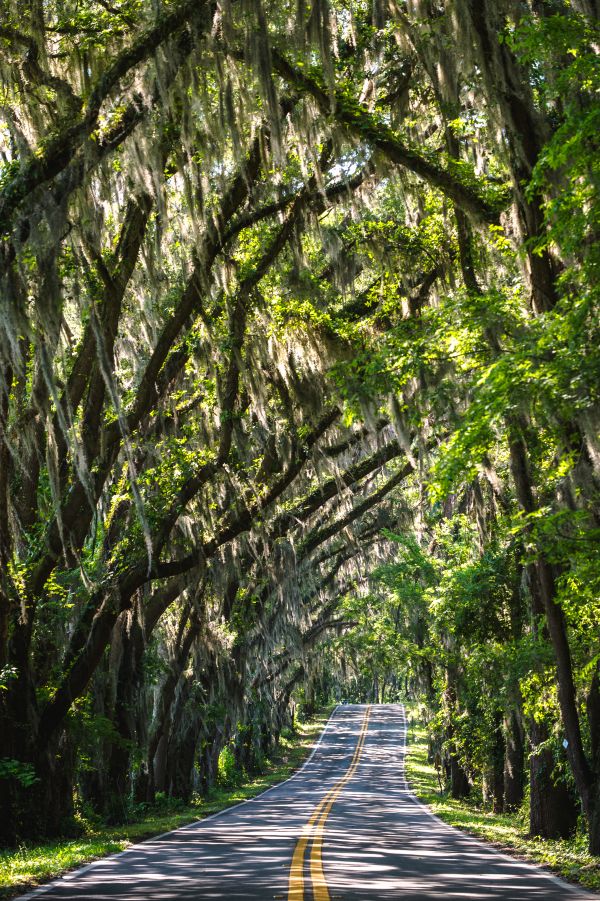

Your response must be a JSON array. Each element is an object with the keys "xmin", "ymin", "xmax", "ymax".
[
  {"xmin": 405, "ymin": 715, "xmax": 600, "ymax": 894},
  {"xmin": 0, "ymin": 0, "xmax": 597, "ymax": 861},
  {"xmin": 0, "ymin": 709, "xmax": 331, "ymax": 898}
]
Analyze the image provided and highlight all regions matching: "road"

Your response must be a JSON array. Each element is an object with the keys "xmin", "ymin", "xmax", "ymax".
[{"xmin": 18, "ymin": 704, "xmax": 596, "ymax": 900}]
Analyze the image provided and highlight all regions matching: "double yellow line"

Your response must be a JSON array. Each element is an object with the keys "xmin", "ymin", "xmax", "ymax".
[{"xmin": 288, "ymin": 705, "xmax": 372, "ymax": 901}]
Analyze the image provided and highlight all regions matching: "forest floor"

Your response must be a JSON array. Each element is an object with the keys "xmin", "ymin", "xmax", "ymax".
[
  {"xmin": 0, "ymin": 707, "xmax": 333, "ymax": 900},
  {"xmin": 404, "ymin": 713, "xmax": 600, "ymax": 895}
]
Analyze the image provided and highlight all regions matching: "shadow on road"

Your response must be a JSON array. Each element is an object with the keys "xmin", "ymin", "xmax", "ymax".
[{"xmin": 16, "ymin": 705, "xmax": 593, "ymax": 901}]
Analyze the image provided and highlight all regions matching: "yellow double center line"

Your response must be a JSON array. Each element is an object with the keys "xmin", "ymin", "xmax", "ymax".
[{"xmin": 288, "ymin": 705, "xmax": 372, "ymax": 901}]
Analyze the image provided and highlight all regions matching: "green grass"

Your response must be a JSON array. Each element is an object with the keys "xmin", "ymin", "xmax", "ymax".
[
  {"xmin": 404, "ymin": 714, "xmax": 600, "ymax": 895},
  {"xmin": 0, "ymin": 709, "xmax": 332, "ymax": 899}
]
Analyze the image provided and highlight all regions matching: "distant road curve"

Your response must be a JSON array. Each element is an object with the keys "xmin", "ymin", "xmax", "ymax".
[{"xmin": 16, "ymin": 704, "xmax": 596, "ymax": 900}]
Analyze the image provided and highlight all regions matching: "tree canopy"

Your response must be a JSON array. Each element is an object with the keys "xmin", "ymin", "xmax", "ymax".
[{"xmin": 0, "ymin": 0, "xmax": 599, "ymax": 854}]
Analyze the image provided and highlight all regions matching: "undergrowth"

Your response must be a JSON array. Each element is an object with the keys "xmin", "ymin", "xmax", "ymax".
[
  {"xmin": 404, "ymin": 712, "xmax": 600, "ymax": 895},
  {"xmin": 0, "ymin": 708, "xmax": 332, "ymax": 899}
]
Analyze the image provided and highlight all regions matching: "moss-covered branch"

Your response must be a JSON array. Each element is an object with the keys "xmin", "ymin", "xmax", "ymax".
[{"xmin": 270, "ymin": 49, "xmax": 507, "ymax": 227}]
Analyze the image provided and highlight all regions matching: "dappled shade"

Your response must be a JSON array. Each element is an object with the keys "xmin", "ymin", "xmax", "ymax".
[
  {"xmin": 18, "ymin": 707, "xmax": 594, "ymax": 900},
  {"xmin": 0, "ymin": 0, "xmax": 598, "ymax": 865}
]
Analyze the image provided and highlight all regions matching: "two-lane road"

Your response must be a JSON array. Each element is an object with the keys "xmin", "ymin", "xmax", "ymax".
[{"xmin": 18, "ymin": 705, "xmax": 596, "ymax": 900}]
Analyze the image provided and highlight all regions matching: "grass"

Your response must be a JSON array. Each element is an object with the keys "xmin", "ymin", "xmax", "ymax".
[
  {"xmin": 0, "ymin": 708, "xmax": 333, "ymax": 899},
  {"xmin": 404, "ymin": 713, "xmax": 600, "ymax": 895}
]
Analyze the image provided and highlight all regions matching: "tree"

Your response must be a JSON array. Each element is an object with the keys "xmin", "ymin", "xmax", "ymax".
[{"xmin": 0, "ymin": 0, "xmax": 598, "ymax": 853}]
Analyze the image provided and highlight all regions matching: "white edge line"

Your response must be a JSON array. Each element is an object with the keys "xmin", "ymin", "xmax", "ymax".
[
  {"xmin": 399, "ymin": 703, "xmax": 597, "ymax": 899},
  {"xmin": 14, "ymin": 705, "xmax": 341, "ymax": 901}
]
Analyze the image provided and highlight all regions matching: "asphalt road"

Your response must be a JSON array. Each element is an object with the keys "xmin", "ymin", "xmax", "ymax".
[{"xmin": 18, "ymin": 704, "xmax": 597, "ymax": 901}]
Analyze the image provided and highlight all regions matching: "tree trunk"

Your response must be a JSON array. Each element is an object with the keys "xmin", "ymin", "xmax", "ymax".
[
  {"xmin": 458, "ymin": 0, "xmax": 557, "ymax": 314},
  {"xmin": 199, "ymin": 726, "xmax": 226, "ymax": 796},
  {"xmin": 0, "ymin": 720, "xmax": 76, "ymax": 844},
  {"xmin": 444, "ymin": 669, "xmax": 470, "ymax": 799},
  {"xmin": 167, "ymin": 726, "xmax": 197, "ymax": 802},
  {"xmin": 489, "ymin": 712, "xmax": 505, "ymax": 814},
  {"xmin": 450, "ymin": 754, "xmax": 470, "ymax": 800},
  {"xmin": 509, "ymin": 428, "xmax": 597, "ymax": 844},
  {"xmin": 503, "ymin": 708, "xmax": 525, "ymax": 812},
  {"xmin": 587, "ymin": 662, "xmax": 600, "ymax": 853},
  {"xmin": 0, "ymin": 629, "xmax": 78, "ymax": 843},
  {"xmin": 103, "ymin": 609, "xmax": 146, "ymax": 822},
  {"xmin": 529, "ymin": 719, "xmax": 579, "ymax": 839},
  {"xmin": 163, "ymin": 677, "xmax": 198, "ymax": 801},
  {"xmin": 147, "ymin": 611, "xmax": 199, "ymax": 800}
]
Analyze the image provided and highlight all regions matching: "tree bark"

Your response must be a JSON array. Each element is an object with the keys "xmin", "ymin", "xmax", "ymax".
[
  {"xmin": 103, "ymin": 607, "xmax": 147, "ymax": 823},
  {"xmin": 508, "ymin": 427, "xmax": 596, "ymax": 840},
  {"xmin": 488, "ymin": 712, "xmax": 505, "ymax": 814},
  {"xmin": 529, "ymin": 718, "xmax": 579, "ymax": 839},
  {"xmin": 503, "ymin": 708, "xmax": 525, "ymax": 812}
]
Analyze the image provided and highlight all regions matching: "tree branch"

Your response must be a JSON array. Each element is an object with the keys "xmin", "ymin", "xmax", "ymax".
[
  {"xmin": 269, "ymin": 49, "xmax": 505, "ymax": 227},
  {"xmin": 0, "ymin": 0, "xmax": 210, "ymax": 231}
]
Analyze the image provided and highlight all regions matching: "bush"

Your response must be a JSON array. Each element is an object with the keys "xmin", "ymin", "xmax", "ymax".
[{"xmin": 217, "ymin": 746, "xmax": 241, "ymax": 788}]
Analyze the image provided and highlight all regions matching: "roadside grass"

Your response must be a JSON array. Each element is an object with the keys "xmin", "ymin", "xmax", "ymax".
[
  {"xmin": 404, "ymin": 714, "xmax": 600, "ymax": 895},
  {"xmin": 0, "ymin": 708, "xmax": 333, "ymax": 900}
]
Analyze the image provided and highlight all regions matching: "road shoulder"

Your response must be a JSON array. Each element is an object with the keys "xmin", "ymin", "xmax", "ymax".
[
  {"xmin": 0, "ymin": 708, "xmax": 333, "ymax": 901},
  {"xmin": 404, "ymin": 711, "xmax": 600, "ymax": 897}
]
